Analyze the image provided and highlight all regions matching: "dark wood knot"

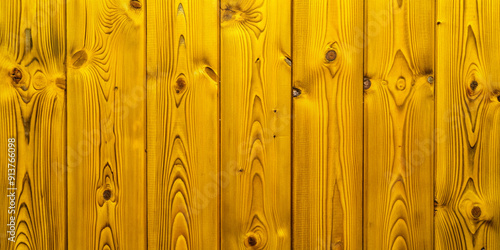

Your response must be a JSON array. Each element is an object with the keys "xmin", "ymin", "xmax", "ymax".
[
  {"xmin": 130, "ymin": 0, "xmax": 142, "ymax": 8},
  {"xmin": 363, "ymin": 78, "xmax": 371, "ymax": 90},
  {"xmin": 205, "ymin": 67, "xmax": 218, "ymax": 82},
  {"xmin": 71, "ymin": 50, "xmax": 88, "ymax": 68},
  {"xmin": 470, "ymin": 81, "xmax": 478, "ymax": 91},
  {"xmin": 471, "ymin": 206, "xmax": 482, "ymax": 219},
  {"xmin": 11, "ymin": 68, "xmax": 23, "ymax": 84},
  {"xmin": 175, "ymin": 78, "xmax": 186, "ymax": 93},
  {"xmin": 292, "ymin": 87, "xmax": 301, "ymax": 97},
  {"xmin": 427, "ymin": 76, "xmax": 434, "ymax": 84},
  {"xmin": 326, "ymin": 50, "xmax": 337, "ymax": 62},
  {"xmin": 103, "ymin": 190, "xmax": 112, "ymax": 200},
  {"xmin": 247, "ymin": 235, "xmax": 257, "ymax": 247}
]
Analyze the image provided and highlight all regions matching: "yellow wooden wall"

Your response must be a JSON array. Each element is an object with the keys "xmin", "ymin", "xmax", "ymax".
[{"xmin": 1, "ymin": 0, "xmax": 500, "ymax": 250}]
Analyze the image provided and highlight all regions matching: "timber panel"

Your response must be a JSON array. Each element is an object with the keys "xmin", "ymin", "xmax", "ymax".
[
  {"xmin": 292, "ymin": 0, "xmax": 364, "ymax": 249},
  {"xmin": 220, "ymin": 0, "xmax": 292, "ymax": 249},
  {"xmin": 67, "ymin": 0, "xmax": 146, "ymax": 249}
]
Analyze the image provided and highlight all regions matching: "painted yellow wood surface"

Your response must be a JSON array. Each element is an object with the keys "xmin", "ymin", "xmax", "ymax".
[
  {"xmin": 363, "ymin": 0, "xmax": 435, "ymax": 250},
  {"xmin": 292, "ymin": 0, "xmax": 363, "ymax": 249},
  {"xmin": 66, "ymin": 0, "xmax": 146, "ymax": 249},
  {"xmin": 146, "ymin": 0, "xmax": 219, "ymax": 249},
  {"xmin": 364, "ymin": 0, "xmax": 434, "ymax": 249},
  {"xmin": 0, "ymin": 0, "xmax": 66, "ymax": 249},
  {"xmin": 220, "ymin": 0, "xmax": 292, "ymax": 249},
  {"xmin": 2, "ymin": 1, "xmax": 500, "ymax": 249},
  {"xmin": 436, "ymin": 0, "xmax": 500, "ymax": 249}
]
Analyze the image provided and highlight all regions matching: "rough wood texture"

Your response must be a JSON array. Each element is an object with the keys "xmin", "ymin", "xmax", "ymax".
[
  {"xmin": 146, "ymin": 0, "xmax": 219, "ymax": 249},
  {"xmin": 436, "ymin": 0, "xmax": 500, "ymax": 249},
  {"xmin": 292, "ymin": 0, "xmax": 363, "ymax": 249},
  {"xmin": 364, "ymin": 0, "xmax": 434, "ymax": 249},
  {"xmin": 0, "ymin": 0, "xmax": 66, "ymax": 249},
  {"xmin": 220, "ymin": 0, "xmax": 292, "ymax": 249},
  {"xmin": 66, "ymin": 0, "xmax": 146, "ymax": 249}
]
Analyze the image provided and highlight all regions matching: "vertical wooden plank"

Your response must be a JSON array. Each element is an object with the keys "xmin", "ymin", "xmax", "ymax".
[
  {"xmin": 292, "ymin": 0, "xmax": 363, "ymax": 248},
  {"xmin": 146, "ymin": 0, "xmax": 219, "ymax": 249},
  {"xmin": 436, "ymin": 0, "xmax": 500, "ymax": 249},
  {"xmin": 364, "ymin": 0, "xmax": 434, "ymax": 249},
  {"xmin": 0, "ymin": 0, "xmax": 66, "ymax": 249},
  {"xmin": 66, "ymin": 0, "xmax": 146, "ymax": 249},
  {"xmin": 220, "ymin": 0, "xmax": 291, "ymax": 248}
]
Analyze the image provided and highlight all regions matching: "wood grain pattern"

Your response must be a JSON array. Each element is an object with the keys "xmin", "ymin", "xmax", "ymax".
[
  {"xmin": 146, "ymin": 0, "xmax": 219, "ymax": 249},
  {"xmin": 66, "ymin": 0, "xmax": 146, "ymax": 249},
  {"xmin": 0, "ymin": 0, "xmax": 66, "ymax": 249},
  {"xmin": 2, "ymin": 2, "xmax": 500, "ymax": 249},
  {"xmin": 363, "ymin": 0, "xmax": 434, "ymax": 249},
  {"xmin": 436, "ymin": 0, "xmax": 500, "ymax": 249},
  {"xmin": 220, "ymin": 0, "xmax": 291, "ymax": 249},
  {"xmin": 292, "ymin": 0, "xmax": 363, "ymax": 249}
]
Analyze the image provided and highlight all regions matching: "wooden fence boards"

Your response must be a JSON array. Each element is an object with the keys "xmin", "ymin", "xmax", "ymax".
[
  {"xmin": 436, "ymin": 0, "xmax": 500, "ymax": 249},
  {"xmin": 146, "ymin": 0, "xmax": 219, "ymax": 249},
  {"xmin": 292, "ymin": 0, "xmax": 364, "ymax": 249},
  {"xmin": 364, "ymin": 0, "xmax": 435, "ymax": 249},
  {"xmin": 220, "ymin": 0, "xmax": 292, "ymax": 249},
  {"xmin": 67, "ymin": 0, "xmax": 146, "ymax": 249},
  {"xmin": 0, "ymin": 0, "xmax": 66, "ymax": 249},
  {"xmin": 1, "ymin": 1, "xmax": 500, "ymax": 249}
]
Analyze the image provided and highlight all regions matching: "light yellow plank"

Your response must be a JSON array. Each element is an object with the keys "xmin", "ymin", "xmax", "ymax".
[
  {"xmin": 436, "ymin": 0, "xmax": 500, "ymax": 249},
  {"xmin": 0, "ymin": 0, "xmax": 66, "ymax": 249},
  {"xmin": 364, "ymin": 0, "xmax": 434, "ymax": 249},
  {"xmin": 67, "ymin": 0, "xmax": 146, "ymax": 249},
  {"xmin": 292, "ymin": 0, "xmax": 363, "ymax": 248},
  {"xmin": 146, "ymin": 0, "xmax": 219, "ymax": 249},
  {"xmin": 221, "ymin": 0, "xmax": 292, "ymax": 248}
]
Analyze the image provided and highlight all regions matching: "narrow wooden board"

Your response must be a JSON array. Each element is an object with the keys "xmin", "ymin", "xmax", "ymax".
[
  {"xmin": 220, "ymin": 0, "xmax": 292, "ymax": 249},
  {"xmin": 66, "ymin": 0, "xmax": 146, "ymax": 249},
  {"xmin": 146, "ymin": 0, "xmax": 219, "ymax": 249},
  {"xmin": 436, "ymin": 0, "xmax": 500, "ymax": 249},
  {"xmin": 292, "ymin": 0, "xmax": 363, "ymax": 249},
  {"xmin": 0, "ymin": 0, "xmax": 66, "ymax": 249},
  {"xmin": 364, "ymin": 0, "xmax": 434, "ymax": 249}
]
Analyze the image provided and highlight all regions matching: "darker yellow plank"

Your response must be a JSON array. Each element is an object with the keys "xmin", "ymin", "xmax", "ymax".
[
  {"xmin": 364, "ymin": 0, "xmax": 434, "ymax": 249},
  {"xmin": 67, "ymin": 0, "xmax": 146, "ymax": 249},
  {"xmin": 221, "ymin": 0, "xmax": 292, "ymax": 249},
  {"xmin": 436, "ymin": 0, "xmax": 500, "ymax": 249},
  {"xmin": 0, "ymin": 0, "xmax": 66, "ymax": 249},
  {"xmin": 146, "ymin": 0, "xmax": 219, "ymax": 249},
  {"xmin": 292, "ymin": 0, "xmax": 363, "ymax": 249}
]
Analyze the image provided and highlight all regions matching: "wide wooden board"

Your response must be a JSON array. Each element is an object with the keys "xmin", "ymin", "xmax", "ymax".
[
  {"xmin": 436, "ymin": 0, "xmax": 500, "ymax": 249},
  {"xmin": 364, "ymin": 0, "xmax": 435, "ymax": 249},
  {"xmin": 146, "ymin": 0, "xmax": 219, "ymax": 249},
  {"xmin": 0, "ymin": 0, "xmax": 66, "ymax": 248},
  {"xmin": 67, "ymin": 0, "xmax": 146, "ymax": 249},
  {"xmin": 292, "ymin": 0, "xmax": 364, "ymax": 249},
  {"xmin": 221, "ymin": 0, "xmax": 292, "ymax": 248}
]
